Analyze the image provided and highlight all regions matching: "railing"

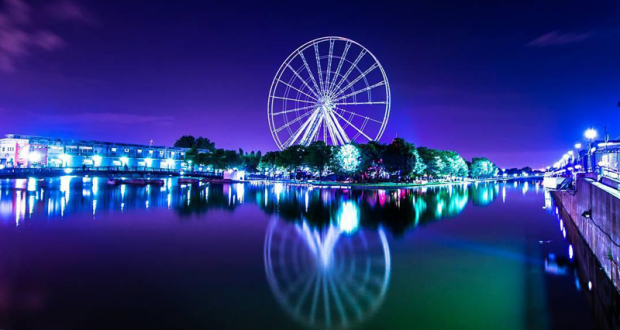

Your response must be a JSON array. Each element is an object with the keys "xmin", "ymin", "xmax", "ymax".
[
  {"xmin": 602, "ymin": 167, "xmax": 620, "ymax": 181},
  {"xmin": 0, "ymin": 166, "xmax": 223, "ymax": 178}
]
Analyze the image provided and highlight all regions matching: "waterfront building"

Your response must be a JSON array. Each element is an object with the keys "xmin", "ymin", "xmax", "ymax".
[
  {"xmin": 0, "ymin": 134, "xmax": 206, "ymax": 170},
  {"xmin": 593, "ymin": 140, "xmax": 620, "ymax": 177}
]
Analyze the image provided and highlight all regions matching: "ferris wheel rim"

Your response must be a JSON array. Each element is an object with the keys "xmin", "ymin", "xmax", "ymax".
[{"xmin": 268, "ymin": 36, "xmax": 391, "ymax": 150}]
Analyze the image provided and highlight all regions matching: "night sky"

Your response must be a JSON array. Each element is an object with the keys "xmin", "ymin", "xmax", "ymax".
[{"xmin": 1, "ymin": 0, "xmax": 619, "ymax": 168}]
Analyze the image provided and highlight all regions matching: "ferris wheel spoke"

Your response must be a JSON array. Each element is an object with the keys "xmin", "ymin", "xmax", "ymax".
[
  {"xmin": 283, "ymin": 109, "xmax": 320, "ymax": 147},
  {"xmin": 298, "ymin": 52, "xmax": 322, "ymax": 96},
  {"xmin": 323, "ymin": 273, "xmax": 332, "ymax": 328},
  {"xmin": 327, "ymin": 109, "xmax": 351, "ymax": 144},
  {"xmin": 332, "ymin": 64, "xmax": 380, "ymax": 99},
  {"xmin": 275, "ymin": 110, "xmax": 314, "ymax": 134},
  {"xmin": 277, "ymin": 79, "xmax": 318, "ymax": 101},
  {"xmin": 270, "ymin": 95, "xmax": 316, "ymax": 104},
  {"xmin": 334, "ymin": 107, "xmax": 382, "ymax": 124},
  {"xmin": 313, "ymin": 43, "xmax": 325, "ymax": 94},
  {"xmin": 334, "ymin": 101, "xmax": 387, "ymax": 106},
  {"xmin": 309, "ymin": 273, "xmax": 322, "ymax": 325},
  {"xmin": 286, "ymin": 64, "xmax": 320, "ymax": 98},
  {"xmin": 325, "ymin": 39, "xmax": 334, "ymax": 93},
  {"xmin": 323, "ymin": 118, "xmax": 328, "ymax": 143},
  {"xmin": 294, "ymin": 270, "xmax": 319, "ymax": 313},
  {"xmin": 332, "ymin": 111, "xmax": 373, "ymax": 141},
  {"xmin": 331, "ymin": 49, "xmax": 367, "ymax": 95},
  {"xmin": 328, "ymin": 274, "xmax": 349, "ymax": 327},
  {"xmin": 323, "ymin": 110, "xmax": 342, "ymax": 145},
  {"xmin": 299, "ymin": 111, "xmax": 323, "ymax": 146},
  {"xmin": 325, "ymin": 114, "xmax": 339, "ymax": 145},
  {"xmin": 329, "ymin": 41, "xmax": 351, "ymax": 92},
  {"xmin": 303, "ymin": 112, "xmax": 324, "ymax": 145},
  {"xmin": 271, "ymin": 104, "xmax": 316, "ymax": 116},
  {"xmin": 333, "ymin": 80, "xmax": 385, "ymax": 102},
  {"xmin": 335, "ymin": 277, "xmax": 364, "ymax": 320}
]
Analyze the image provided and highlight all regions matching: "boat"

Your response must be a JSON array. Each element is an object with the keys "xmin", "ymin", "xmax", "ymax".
[
  {"xmin": 126, "ymin": 179, "xmax": 146, "ymax": 185},
  {"xmin": 146, "ymin": 179, "xmax": 165, "ymax": 186},
  {"xmin": 178, "ymin": 178, "xmax": 199, "ymax": 184},
  {"xmin": 107, "ymin": 179, "xmax": 120, "ymax": 185}
]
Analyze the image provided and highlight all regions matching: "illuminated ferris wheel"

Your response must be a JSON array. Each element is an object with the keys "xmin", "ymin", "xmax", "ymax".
[
  {"xmin": 268, "ymin": 36, "xmax": 391, "ymax": 150},
  {"xmin": 264, "ymin": 219, "xmax": 391, "ymax": 329}
]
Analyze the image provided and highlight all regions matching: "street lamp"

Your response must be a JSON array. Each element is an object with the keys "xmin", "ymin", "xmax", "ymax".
[
  {"xmin": 585, "ymin": 128, "xmax": 598, "ymax": 141},
  {"xmin": 574, "ymin": 143, "xmax": 581, "ymax": 149}
]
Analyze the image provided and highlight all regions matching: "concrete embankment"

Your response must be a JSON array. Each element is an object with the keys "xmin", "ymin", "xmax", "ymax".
[{"xmin": 551, "ymin": 176, "xmax": 620, "ymax": 292}]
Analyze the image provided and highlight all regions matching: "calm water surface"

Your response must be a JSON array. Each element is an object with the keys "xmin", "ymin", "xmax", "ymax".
[{"xmin": 0, "ymin": 177, "xmax": 614, "ymax": 330}]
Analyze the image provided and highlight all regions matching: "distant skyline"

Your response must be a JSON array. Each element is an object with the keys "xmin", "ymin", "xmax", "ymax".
[{"xmin": 0, "ymin": 0, "xmax": 619, "ymax": 168}]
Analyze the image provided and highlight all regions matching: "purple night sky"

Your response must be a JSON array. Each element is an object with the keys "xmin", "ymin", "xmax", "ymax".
[{"xmin": 0, "ymin": 0, "xmax": 619, "ymax": 168}]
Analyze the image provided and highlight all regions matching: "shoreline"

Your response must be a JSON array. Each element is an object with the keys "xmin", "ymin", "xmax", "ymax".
[{"xmin": 250, "ymin": 176, "xmax": 542, "ymax": 190}]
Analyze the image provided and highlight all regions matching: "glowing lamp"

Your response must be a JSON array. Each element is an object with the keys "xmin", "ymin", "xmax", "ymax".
[
  {"xmin": 28, "ymin": 152, "xmax": 41, "ymax": 163},
  {"xmin": 92, "ymin": 155, "xmax": 102, "ymax": 167},
  {"xmin": 584, "ymin": 128, "xmax": 598, "ymax": 141}
]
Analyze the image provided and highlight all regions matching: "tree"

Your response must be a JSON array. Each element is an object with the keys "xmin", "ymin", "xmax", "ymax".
[
  {"xmin": 304, "ymin": 141, "xmax": 332, "ymax": 182},
  {"xmin": 276, "ymin": 145, "xmax": 307, "ymax": 179},
  {"xmin": 412, "ymin": 148, "xmax": 427, "ymax": 177},
  {"xmin": 207, "ymin": 149, "xmax": 227, "ymax": 170},
  {"xmin": 174, "ymin": 135, "xmax": 196, "ymax": 148},
  {"xmin": 332, "ymin": 144, "xmax": 361, "ymax": 176},
  {"xmin": 470, "ymin": 157, "xmax": 497, "ymax": 178},
  {"xmin": 258, "ymin": 151, "xmax": 279, "ymax": 175},
  {"xmin": 195, "ymin": 137, "xmax": 215, "ymax": 152},
  {"xmin": 441, "ymin": 150, "xmax": 468, "ymax": 178},
  {"xmin": 223, "ymin": 149, "xmax": 241, "ymax": 169},
  {"xmin": 184, "ymin": 146, "xmax": 199, "ymax": 170},
  {"xmin": 383, "ymin": 138, "xmax": 417, "ymax": 179},
  {"xmin": 358, "ymin": 141, "xmax": 386, "ymax": 181},
  {"xmin": 241, "ymin": 151, "xmax": 261, "ymax": 173},
  {"xmin": 417, "ymin": 147, "xmax": 444, "ymax": 178}
]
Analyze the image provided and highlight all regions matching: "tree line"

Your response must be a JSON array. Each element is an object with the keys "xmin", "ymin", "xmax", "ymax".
[{"xmin": 174, "ymin": 135, "xmax": 499, "ymax": 182}]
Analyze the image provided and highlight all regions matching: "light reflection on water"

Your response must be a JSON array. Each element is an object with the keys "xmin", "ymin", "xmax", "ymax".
[
  {"xmin": 0, "ymin": 177, "xmax": 515, "ymax": 234},
  {"xmin": 6, "ymin": 177, "xmax": 612, "ymax": 330}
]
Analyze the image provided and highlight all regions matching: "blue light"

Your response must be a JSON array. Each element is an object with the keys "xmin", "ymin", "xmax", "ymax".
[{"xmin": 338, "ymin": 201, "xmax": 360, "ymax": 234}]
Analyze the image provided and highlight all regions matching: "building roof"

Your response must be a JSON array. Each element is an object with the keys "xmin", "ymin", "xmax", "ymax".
[{"xmin": 2, "ymin": 134, "xmax": 206, "ymax": 152}]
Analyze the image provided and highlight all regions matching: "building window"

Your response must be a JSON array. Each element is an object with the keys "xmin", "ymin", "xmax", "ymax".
[{"xmin": 111, "ymin": 148, "xmax": 117, "ymax": 152}]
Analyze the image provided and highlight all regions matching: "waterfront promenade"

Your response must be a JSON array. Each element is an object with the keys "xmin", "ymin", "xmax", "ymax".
[{"xmin": 0, "ymin": 166, "xmax": 223, "ymax": 180}]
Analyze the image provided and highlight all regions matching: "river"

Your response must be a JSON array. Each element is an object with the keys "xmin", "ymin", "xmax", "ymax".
[{"xmin": 0, "ymin": 177, "xmax": 615, "ymax": 330}]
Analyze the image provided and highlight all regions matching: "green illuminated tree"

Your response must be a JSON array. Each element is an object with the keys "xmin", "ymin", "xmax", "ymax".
[{"xmin": 332, "ymin": 144, "xmax": 361, "ymax": 176}]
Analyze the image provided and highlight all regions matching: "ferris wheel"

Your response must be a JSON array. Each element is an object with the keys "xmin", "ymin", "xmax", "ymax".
[{"xmin": 268, "ymin": 37, "xmax": 391, "ymax": 150}]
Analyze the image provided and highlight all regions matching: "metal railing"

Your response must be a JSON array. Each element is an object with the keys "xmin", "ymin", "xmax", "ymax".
[{"xmin": 0, "ymin": 166, "xmax": 223, "ymax": 178}]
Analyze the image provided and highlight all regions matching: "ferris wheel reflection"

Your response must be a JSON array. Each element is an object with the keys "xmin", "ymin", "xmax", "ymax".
[{"xmin": 264, "ymin": 202, "xmax": 391, "ymax": 330}]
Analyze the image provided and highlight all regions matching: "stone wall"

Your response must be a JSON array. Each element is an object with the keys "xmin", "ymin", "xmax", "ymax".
[{"xmin": 551, "ymin": 176, "xmax": 620, "ymax": 292}]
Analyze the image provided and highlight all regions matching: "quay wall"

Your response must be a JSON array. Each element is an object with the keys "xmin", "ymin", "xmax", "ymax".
[{"xmin": 551, "ymin": 176, "xmax": 620, "ymax": 292}]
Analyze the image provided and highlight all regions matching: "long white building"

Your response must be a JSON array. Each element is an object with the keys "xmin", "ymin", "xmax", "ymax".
[{"xmin": 0, "ymin": 134, "xmax": 205, "ymax": 170}]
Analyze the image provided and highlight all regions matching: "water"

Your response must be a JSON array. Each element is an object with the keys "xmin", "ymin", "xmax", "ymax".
[{"xmin": 0, "ymin": 177, "xmax": 615, "ymax": 330}]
